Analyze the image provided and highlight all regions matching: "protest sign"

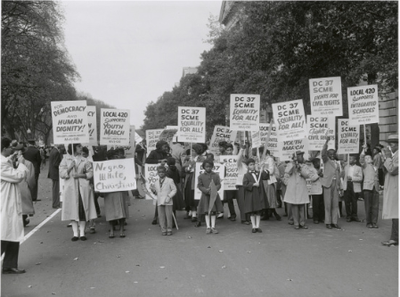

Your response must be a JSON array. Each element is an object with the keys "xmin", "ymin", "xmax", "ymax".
[
  {"xmin": 272, "ymin": 99, "xmax": 306, "ymax": 141},
  {"xmin": 251, "ymin": 131, "xmax": 262, "ymax": 148},
  {"xmin": 219, "ymin": 155, "xmax": 238, "ymax": 190},
  {"xmin": 119, "ymin": 125, "xmax": 136, "ymax": 159},
  {"xmin": 51, "ymin": 100, "xmax": 89, "ymax": 144},
  {"xmin": 194, "ymin": 163, "xmax": 225, "ymax": 200},
  {"xmin": 337, "ymin": 119, "xmax": 360, "ymax": 154},
  {"xmin": 306, "ymin": 163, "xmax": 323, "ymax": 195},
  {"xmin": 306, "ymin": 115, "xmax": 336, "ymax": 151},
  {"xmin": 144, "ymin": 164, "xmax": 160, "ymax": 200},
  {"xmin": 277, "ymin": 138, "xmax": 309, "ymax": 161},
  {"xmin": 230, "ymin": 94, "xmax": 260, "ymax": 131},
  {"xmin": 93, "ymin": 158, "xmax": 136, "ymax": 193},
  {"xmin": 177, "ymin": 107, "xmax": 206, "ymax": 143},
  {"xmin": 100, "ymin": 109, "xmax": 130, "ymax": 146},
  {"xmin": 159, "ymin": 127, "xmax": 178, "ymax": 144},
  {"xmin": 347, "ymin": 85, "xmax": 379, "ymax": 125},
  {"xmin": 309, "ymin": 76, "xmax": 342, "ymax": 116},
  {"xmin": 259, "ymin": 123, "xmax": 279, "ymax": 156},
  {"xmin": 209, "ymin": 126, "xmax": 237, "ymax": 154},
  {"xmin": 146, "ymin": 129, "xmax": 164, "ymax": 156},
  {"xmin": 86, "ymin": 106, "xmax": 97, "ymax": 145}
]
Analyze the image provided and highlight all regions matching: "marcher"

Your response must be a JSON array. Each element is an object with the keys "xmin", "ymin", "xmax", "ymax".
[
  {"xmin": 243, "ymin": 158, "xmax": 266, "ymax": 233},
  {"xmin": 309, "ymin": 158, "xmax": 324, "ymax": 224},
  {"xmin": 381, "ymin": 134, "xmax": 399, "ymax": 246},
  {"xmin": 342, "ymin": 154, "xmax": 363, "ymax": 223},
  {"xmin": 321, "ymin": 137, "xmax": 341, "ymax": 229},
  {"xmin": 1, "ymin": 137, "xmax": 28, "ymax": 274},
  {"xmin": 197, "ymin": 159, "xmax": 224, "ymax": 234},
  {"xmin": 150, "ymin": 166, "xmax": 177, "ymax": 236},
  {"xmin": 260, "ymin": 149, "xmax": 280, "ymax": 221},
  {"xmin": 220, "ymin": 143, "xmax": 237, "ymax": 221},
  {"xmin": 235, "ymin": 144, "xmax": 251, "ymax": 225},
  {"xmin": 284, "ymin": 151, "xmax": 319, "ymax": 230},
  {"xmin": 22, "ymin": 139, "xmax": 41, "ymax": 201},
  {"xmin": 48, "ymin": 144, "xmax": 64, "ymax": 209},
  {"xmin": 59, "ymin": 143, "xmax": 97, "ymax": 241},
  {"xmin": 166, "ymin": 157, "xmax": 185, "ymax": 214}
]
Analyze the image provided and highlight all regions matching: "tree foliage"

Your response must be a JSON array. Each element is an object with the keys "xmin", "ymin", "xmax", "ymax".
[
  {"xmin": 142, "ymin": 1, "xmax": 397, "ymax": 139},
  {"xmin": 1, "ymin": 0, "xmax": 79, "ymax": 142}
]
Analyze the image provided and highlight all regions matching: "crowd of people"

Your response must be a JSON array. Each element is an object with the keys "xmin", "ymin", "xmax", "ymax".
[{"xmin": 1, "ymin": 133, "xmax": 398, "ymax": 274}]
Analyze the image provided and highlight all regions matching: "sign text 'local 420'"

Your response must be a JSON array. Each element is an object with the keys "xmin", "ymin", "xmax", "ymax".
[{"xmin": 100, "ymin": 109, "xmax": 131, "ymax": 146}]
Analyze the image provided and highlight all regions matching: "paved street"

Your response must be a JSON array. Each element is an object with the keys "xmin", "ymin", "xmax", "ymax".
[{"xmin": 1, "ymin": 166, "xmax": 398, "ymax": 297}]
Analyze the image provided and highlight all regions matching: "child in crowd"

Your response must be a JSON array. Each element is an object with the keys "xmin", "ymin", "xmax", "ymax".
[
  {"xmin": 197, "ymin": 160, "xmax": 223, "ymax": 234},
  {"xmin": 151, "ymin": 166, "xmax": 177, "ymax": 236},
  {"xmin": 243, "ymin": 158, "xmax": 266, "ymax": 233},
  {"xmin": 166, "ymin": 157, "xmax": 185, "ymax": 214}
]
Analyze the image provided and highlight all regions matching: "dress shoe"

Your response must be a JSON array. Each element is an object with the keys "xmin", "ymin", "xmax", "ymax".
[
  {"xmin": 367, "ymin": 223, "xmax": 373, "ymax": 228},
  {"xmin": 372, "ymin": 223, "xmax": 379, "ymax": 228},
  {"xmin": 211, "ymin": 228, "xmax": 219, "ymax": 234},
  {"xmin": 2, "ymin": 268, "xmax": 26, "ymax": 274},
  {"xmin": 206, "ymin": 228, "xmax": 211, "ymax": 234},
  {"xmin": 300, "ymin": 225, "xmax": 308, "ymax": 229},
  {"xmin": 256, "ymin": 228, "xmax": 262, "ymax": 233},
  {"xmin": 80, "ymin": 236, "xmax": 87, "ymax": 241},
  {"xmin": 326, "ymin": 224, "xmax": 332, "ymax": 229},
  {"xmin": 71, "ymin": 236, "xmax": 79, "ymax": 241},
  {"xmin": 252, "ymin": 228, "xmax": 257, "ymax": 233},
  {"xmin": 162, "ymin": 232, "xmax": 167, "ymax": 236},
  {"xmin": 294, "ymin": 226, "xmax": 300, "ymax": 230},
  {"xmin": 166, "ymin": 232, "xmax": 172, "ymax": 236},
  {"xmin": 331, "ymin": 224, "xmax": 341, "ymax": 229},
  {"xmin": 381, "ymin": 240, "xmax": 398, "ymax": 247},
  {"xmin": 346, "ymin": 218, "xmax": 351, "ymax": 222},
  {"xmin": 151, "ymin": 219, "xmax": 158, "ymax": 225}
]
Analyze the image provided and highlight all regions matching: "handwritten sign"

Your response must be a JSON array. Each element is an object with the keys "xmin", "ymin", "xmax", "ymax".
[
  {"xmin": 219, "ymin": 155, "xmax": 238, "ymax": 190},
  {"xmin": 143, "ymin": 164, "xmax": 160, "ymax": 200},
  {"xmin": 306, "ymin": 115, "xmax": 336, "ymax": 150},
  {"xmin": 272, "ymin": 99, "xmax": 306, "ymax": 141},
  {"xmin": 86, "ymin": 106, "xmax": 97, "ymax": 145},
  {"xmin": 251, "ymin": 131, "xmax": 262, "ymax": 148},
  {"xmin": 230, "ymin": 94, "xmax": 260, "ymax": 131},
  {"xmin": 100, "ymin": 109, "xmax": 130, "ymax": 146},
  {"xmin": 177, "ymin": 107, "xmax": 206, "ymax": 143},
  {"xmin": 259, "ymin": 123, "xmax": 278, "ymax": 155},
  {"xmin": 209, "ymin": 125, "xmax": 237, "ymax": 154},
  {"xmin": 51, "ymin": 100, "xmax": 89, "ymax": 144},
  {"xmin": 348, "ymin": 85, "xmax": 379, "ymax": 125},
  {"xmin": 146, "ymin": 129, "xmax": 164, "ymax": 157},
  {"xmin": 93, "ymin": 158, "xmax": 136, "ymax": 193},
  {"xmin": 337, "ymin": 119, "xmax": 360, "ymax": 154},
  {"xmin": 194, "ymin": 163, "xmax": 225, "ymax": 201},
  {"xmin": 309, "ymin": 76, "xmax": 342, "ymax": 116},
  {"xmin": 159, "ymin": 127, "xmax": 178, "ymax": 144},
  {"xmin": 277, "ymin": 138, "xmax": 309, "ymax": 161}
]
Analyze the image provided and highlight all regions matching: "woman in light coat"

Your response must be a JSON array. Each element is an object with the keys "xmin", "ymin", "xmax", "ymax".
[
  {"xmin": 60, "ymin": 143, "xmax": 97, "ymax": 241},
  {"xmin": 1, "ymin": 137, "xmax": 28, "ymax": 274}
]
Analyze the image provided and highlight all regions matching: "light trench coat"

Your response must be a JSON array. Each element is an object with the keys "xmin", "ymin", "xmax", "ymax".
[
  {"xmin": 60, "ymin": 154, "xmax": 97, "ymax": 221},
  {"xmin": 382, "ymin": 151, "xmax": 398, "ymax": 219},
  {"xmin": 1, "ymin": 155, "xmax": 28, "ymax": 242},
  {"xmin": 18, "ymin": 156, "xmax": 35, "ymax": 215},
  {"xmin": 283, "ymin": 161, "xmax": 319, "ymax": 205}
]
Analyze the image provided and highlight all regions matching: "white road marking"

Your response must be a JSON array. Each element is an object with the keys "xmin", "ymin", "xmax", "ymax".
[{"xmin": 21, "ymin": 208, "xmax": 61, "ymax": 244}]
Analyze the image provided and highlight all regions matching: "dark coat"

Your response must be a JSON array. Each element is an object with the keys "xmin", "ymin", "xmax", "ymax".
[
  {"xmin": 23, "ymin": 146, "xmax": 41, "ymax": 175},
  {"xmin": 145, "ymin": 149, "xmax": 171, "ymax": 164},
  {"xmin": 242, "ymin": 172, "xmax": 267, "ymax": 214},
  {"xmin": 47, "ymin": 147, "xmax": 62, "ymax": 180}
]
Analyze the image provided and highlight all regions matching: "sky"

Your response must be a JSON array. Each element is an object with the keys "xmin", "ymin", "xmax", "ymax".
[{"xmin": 61, "ymin": 0, "xmax": 222, "ymax": 129}]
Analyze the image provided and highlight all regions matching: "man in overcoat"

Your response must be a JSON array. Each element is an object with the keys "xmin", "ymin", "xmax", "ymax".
[
  {"xmin": 22, "ymin": 139, "xmax": 41, "ymax": 201},
  {"xmin": 48, "ymin": 144, "xmax": 65, "ymax": 208}
]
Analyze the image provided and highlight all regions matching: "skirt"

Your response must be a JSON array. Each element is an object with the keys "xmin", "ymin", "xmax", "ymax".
[
  {"xmin": 104, "ymin": 192, "xmax": 128, "ymax": 221},
  {"xmin": 184, "ymin": 173, "xmax": 198, "ymax": 209},
  {"xmin": 262, "ymin": 181, "xmax": 277, "ymax": 209}
]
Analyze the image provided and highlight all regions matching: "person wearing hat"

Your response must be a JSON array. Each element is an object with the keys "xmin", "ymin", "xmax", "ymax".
[
  {"xmin": 283, "ymin": 151, "xmax": 319, "ymax": 230},
  {"xmin": 1, "ymin": 137, "xmax": 29, "ymax": 274},
  {"xmin": 22, "ymin": 139, "xmax": 41, "ymax": 201},
  {"xmin": 381, "ymin": 134, "xmax": 398, "ymax": 246},
  {"xmin": 320, "ymin": 137, "xmax": 342, "ymax": 229}
]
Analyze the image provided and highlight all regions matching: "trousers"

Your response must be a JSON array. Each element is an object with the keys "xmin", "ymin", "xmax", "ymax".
[
  {"xmin": 1, "ymin": 241, "xmax": 20, "ymax": 269},
  {"xmin": 158, "ymin": 205, "xmax": 173, "ymax": 233}
]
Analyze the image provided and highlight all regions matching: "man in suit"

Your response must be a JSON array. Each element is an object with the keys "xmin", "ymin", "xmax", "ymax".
[
  {"xmin": 22, "ymin": 139, "xmax": 42, "ymax": 201},
  {"xmin": 321, "ymin": 137, "xmax": 342, "ymax": 229},
  {"xmin": 47, "ymin": 144, "xmax": 65, "ymax": 208},
  {"xmin": 342, "ymin": 154, "xmax": 363, "ymax": 223}
]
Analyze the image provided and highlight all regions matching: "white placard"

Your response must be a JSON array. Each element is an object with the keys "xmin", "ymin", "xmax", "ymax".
[
  {"xmin": 100, "ymin": 109, "xmax": 130, "ymax": 146},
  {"xmin": 277, "ymin": 138, "xmax": 309, "ymax": 161},
  {"xmin": 306, "ymin": 115, "xmax": 336, "ymax": 151},
  {"xmin": 272, "ymin": 99, "xmax": 306, "ymax": 141},
  {"xmin": 146, "ymin": 129, "xmax": 164, "ymax": 157},
  {"xmin": 194, "ymin": 163, "xmax": 225, "ymax": 201},
  {"xmin": 144, "ymin": 164, "xmax": 160, "ymax": 200},
  {"xmin": 51, "ymin": 100, "xmax": 89, "ymax": 144},
  {"xmin": 116, "ymin": 125, "xmax": 136, "ymax": 159},
  {"xmin": 219, "ymin": 155, "xmax": 238, "ymax": 190},
  {"xmin": 93, "ymin": 158, "xmax": 136, "ymax": 193},
  {"xmin": 337, "ymin": 119, "xmax": 360, "ymax": 154},
  {"xmin": 209, "ymin": 125, "xmax": 237, "ymax": 154},
  {"xmin": 348, "ymin": 85, "xmax": 379, "ymax": 125},
  {"xmin": 230, "ymin": 94, "xmax": 260, "ymax": 131},
  {"xmin": 259, "ymin": 123, "xmax": 278, "ymax": 156},
  {"xmin": 86, "ymin": 106, "xmax": 97, "ymax": 145},
  {"xmin": 251, "ymin": 131, "xmax": 262, "ymax": 148},
  {"xmin": 309, "ymin": 76, "xmax": 343, "ymax": 116},
  {"xmin": 177, "ymin": 106, "xmax": 206, "ymax": 143}
]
